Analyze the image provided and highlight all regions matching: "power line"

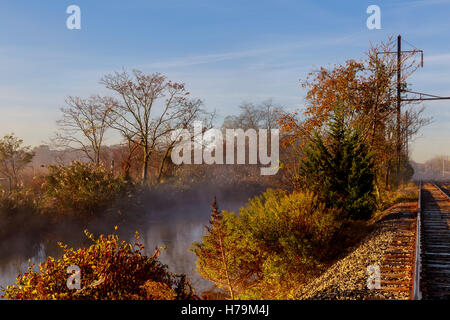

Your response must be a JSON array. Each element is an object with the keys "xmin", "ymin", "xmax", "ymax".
[
  {"xmin": 402, "ymin": 90, "xmax": 450, "ymax": 101},
  {"xmin": 403, "ymin": 38, "xmax": 419, "ymax": 51},
  {"xmin": 378, "ymin": 35, "xmax": 450, "ymax": 185}
]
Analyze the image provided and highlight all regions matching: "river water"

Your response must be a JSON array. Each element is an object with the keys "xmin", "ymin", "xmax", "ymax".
[{"xmin": 0, "ymin": 183, "xmax": 264, "ymax": 295}]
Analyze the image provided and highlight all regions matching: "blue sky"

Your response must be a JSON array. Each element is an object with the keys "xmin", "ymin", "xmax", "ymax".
[{"xmin": 1, "ymin": 0, "xmax": 450, "ymax": 162}]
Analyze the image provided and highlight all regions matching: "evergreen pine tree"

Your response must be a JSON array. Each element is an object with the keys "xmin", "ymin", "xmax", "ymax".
[
  {"xmin": 298, "ymin": 106, "xmax": 376, "ymax": 220},
  {"xmin": 191, "ymin": 197, "xmax": 236, "ymax": 299}
]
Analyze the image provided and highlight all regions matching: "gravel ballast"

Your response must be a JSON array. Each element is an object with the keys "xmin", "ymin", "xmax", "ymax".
[{"xmin": 295, "ymin": 203, "xmax": 417, "ymax": 300}]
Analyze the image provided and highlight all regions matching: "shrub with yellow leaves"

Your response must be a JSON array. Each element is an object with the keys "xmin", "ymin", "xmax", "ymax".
[
  {"xmin": 42, "ymin": 161, "xmax": 128, "ymax": 216},
  {"xmin": 2, "ymin": 230, "xmax": 195, "ymax": 300}
]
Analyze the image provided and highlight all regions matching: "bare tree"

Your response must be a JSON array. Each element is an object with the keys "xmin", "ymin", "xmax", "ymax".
[
  {"xmin": 155, "ymin": 100, "xmax": 214, "ymax": 183},
  {"xmin": 101, "ymin": 69, "xmax": 209, "ymax": 183},
  {"xmin": 222, "ymin": 99, "xmax": 283, "ymax": 130},
  {"xmin": 55, "ymin": 95, "xmax": 117, "ymax": 166},
  {"xmin": 0, "ymin": 134, "xmax": 34, "ymax": 187}
]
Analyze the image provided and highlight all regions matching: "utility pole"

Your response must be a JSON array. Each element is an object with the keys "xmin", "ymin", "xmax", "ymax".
[
  {"xmin": 443, "ymin": 156, "xmax": 445, "ymax": 178},
  {"xmin": 379, "ymin": 35, "xmax": 419, "ymax": 186},
  {"xmin": 396, "ymin": 35, "xmax": 402, "ymax": 184},
  {"xmin": 378, "ymin": 35, "xmax": 450, "ymax": 186}
]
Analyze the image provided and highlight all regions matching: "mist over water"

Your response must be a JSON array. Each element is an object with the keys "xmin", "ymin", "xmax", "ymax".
[
  {"xmin": 126, "ymin": 182, "xmax": 261, "ymax": 292},
  {"xmin": 0, "ymin": 182, "xmax": 267, "ymax": 294}
]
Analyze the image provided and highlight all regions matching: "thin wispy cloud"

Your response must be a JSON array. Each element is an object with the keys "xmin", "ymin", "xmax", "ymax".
[
  {"xmin": 407, "ymin": 0, "xmax": 450, "ymax": 7},
  {"xmin": 425, "ymin": 53, "xmax": 450, "ymax": 64},
  {"xmin": 387, "ymin": 0, "xmax": 450, "ymax": 8},
  {"xmin": 137, "ymin": 33, "xmax": 366, "ymax": 70}
]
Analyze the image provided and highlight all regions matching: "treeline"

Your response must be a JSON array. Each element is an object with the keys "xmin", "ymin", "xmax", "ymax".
[{"xmin": 412, "ymin": 156, "xmax": 450, "ymax": 180}]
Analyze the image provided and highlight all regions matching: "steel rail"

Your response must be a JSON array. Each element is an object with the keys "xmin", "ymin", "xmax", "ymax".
[
  {"xmin": 432, "ymin": 182, "xmax": 450, "ymax": 201},
  {"xmin": 412, "ymin": 181, "xmax": 422, "ymax": 300},
  {"xmin": 418, "ymin": 182, "xmax": 450, "ymax": 299}
]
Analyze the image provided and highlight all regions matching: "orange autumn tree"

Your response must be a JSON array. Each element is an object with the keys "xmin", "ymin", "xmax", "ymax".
[{"xmin": 279, "ymin": 37, "xmax": 429, "ymax": 191}]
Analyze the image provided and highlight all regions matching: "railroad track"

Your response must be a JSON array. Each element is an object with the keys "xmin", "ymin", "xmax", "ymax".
[
  {"xmin": 413, "ymin": 182, "xmax": 450, "ymax": 300},
  {"xmin": 378, "ymin": 204, "xmax": 417, "ymax": 299}
]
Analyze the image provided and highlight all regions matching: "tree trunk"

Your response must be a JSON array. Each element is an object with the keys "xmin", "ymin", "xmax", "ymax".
[
  {"xmin": 156, "ymin": 148, "xmax": 171, "ymax": 183},
  {"xmin": 142, "ymin": 152, "xmax": 150, "ymax": 182},
  {"xmin": 218, "ymin": 229, "xmax": 234, "ymax": 300},
  {"xmin": 385, "ymin": 160, "xmax": 390, "ymax": 191},
  {"xmin": 95, "ymin": 151, "xmax": 100, "ymax": 167},
  {"xmin": 123, "ymin": 163, "xmax": 131, "ymax": 181}
]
